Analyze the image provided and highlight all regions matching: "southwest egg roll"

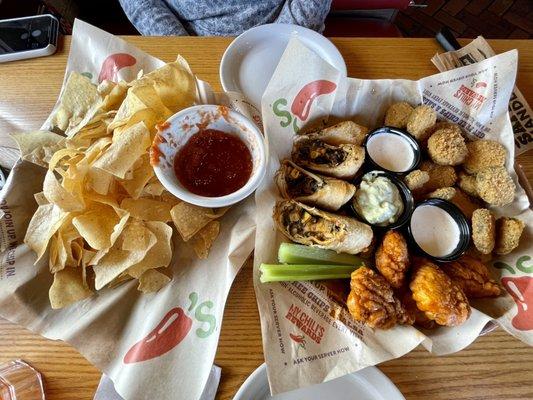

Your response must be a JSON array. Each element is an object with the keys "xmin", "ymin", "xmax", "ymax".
[
  {"xmin": 275, "ymin": 160, "xmax": 355, "ymax": 211},
  {"xmin": 273, "ymin": 200, "xmax": 373, "ymax": 255},
  {"xmin": 291, "ymin": 137, "xmax": 365, "ymax": 180}
]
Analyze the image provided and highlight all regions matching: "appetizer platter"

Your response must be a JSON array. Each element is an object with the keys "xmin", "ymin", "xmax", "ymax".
[
  {"xmin": 255, "ymin": 39, "xmax": 532, "ymax": 395},
  {"xmin": 261, "ymin": 108, "xmax": 523, "ymax": 330}
]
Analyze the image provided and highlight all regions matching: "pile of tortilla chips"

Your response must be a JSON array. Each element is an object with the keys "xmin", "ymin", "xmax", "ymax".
[{"xmin": 13, "ymin": 57, "xmax": 226, "ymax": 309}]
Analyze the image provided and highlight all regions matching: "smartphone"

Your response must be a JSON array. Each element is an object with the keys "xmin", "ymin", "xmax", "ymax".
[{"xmin": 0, "ymin": 14, "xmax": 59, "ymax": 63}]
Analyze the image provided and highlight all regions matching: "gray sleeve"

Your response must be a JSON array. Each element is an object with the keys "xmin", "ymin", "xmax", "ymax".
[
  {"xmin": 118, "ymin": 0, "xmax": 189, "ymax": 36},
  {"xmin": 275, "ymin": 0, "xmax": 332, "ymax": 33}
]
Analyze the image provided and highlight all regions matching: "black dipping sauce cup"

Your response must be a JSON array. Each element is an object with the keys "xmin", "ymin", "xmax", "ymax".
[
  {"xmin": 351, "ymin": 170, "xmax": 414, "ymax": 230},
  {"xmin": 363, "ymin": 127, "xmax": 421, "ymax": 174},
  {"xmin": 407, "ymin": 198, "xmax": 471, "ymax": 262}
]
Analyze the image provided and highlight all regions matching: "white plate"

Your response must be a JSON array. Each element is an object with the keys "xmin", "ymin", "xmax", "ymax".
[
  {"xmin": 233, "ymin": 363, "xmax": 405, "ymax": 400},
  {"xmin": 220, "ymin": 23, "xmax": 347, "ymax": 109}
]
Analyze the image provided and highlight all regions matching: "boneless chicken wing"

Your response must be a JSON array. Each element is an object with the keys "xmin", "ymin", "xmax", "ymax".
[
  {"xmin": 347, "ymin": 267, "xmax": 412, "ymax": 329},
  {"xmin": 410, "ymin": 259, "xmax": 471, "ymax": 326},
  {"xmin": 440, "ymin": 255, "xmax": 502, "ymax": 298},
  {"xmin": 375, "ymin": 230, "xmax": 410, "ymax": 289}
]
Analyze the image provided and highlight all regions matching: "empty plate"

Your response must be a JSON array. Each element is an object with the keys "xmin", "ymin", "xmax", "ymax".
[
  {"xmin": 220, "ymin": 23, "xmax": 346, "ymax": 109},
  {"xmin": 233, "ymin": 363, "xmax": 405, "ymax": 400}
]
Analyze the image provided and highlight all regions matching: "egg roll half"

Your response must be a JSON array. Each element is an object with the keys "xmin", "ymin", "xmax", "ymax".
[
  {"xmin": 291, "ymin": 137, "xmax": 364, "ymax": 180},
  {"xmin": 273, "ymin": 200, "xmax": 373, "ymax": 255},
  {"xmin": 275, "ymin": 160, "xmax": 355, "ymax": 211}
]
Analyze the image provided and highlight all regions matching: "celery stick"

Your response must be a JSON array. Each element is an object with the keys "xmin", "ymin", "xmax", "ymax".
[
  {"xmin": 278, "ymin": 243, "xmax": 363, "ymax": 266},
  {"xmin": 259, "ymin": 263, "xmax": 363, "ymax": 283}
]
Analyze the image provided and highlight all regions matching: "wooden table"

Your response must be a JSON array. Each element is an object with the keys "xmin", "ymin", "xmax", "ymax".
[{"xmin": 0, "ymin": 37, "xmax": 532, "ymax": 400}]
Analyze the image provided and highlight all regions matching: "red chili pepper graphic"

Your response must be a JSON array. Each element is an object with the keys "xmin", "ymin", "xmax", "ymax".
[
  {"xmin": 98, "ymin": 53, "xmax": 137, "ymax": 83},
  {"xmin": 123, "ymin": 307, "xmax": 192, "ymax": 364},
  {"xmin": 502, "ymin": 276, "xmax": 533, "ymax": 331},
  {"xmin": 290, "ymin": 80, "xmax": 336, "ymax": 121},
  {"xmin": 290, "ymin": 333, "xmax": 305, "ymax": 343},
  {"xmin": 475, "ymin": 81, "xmax": 487, "ymax": 89}
]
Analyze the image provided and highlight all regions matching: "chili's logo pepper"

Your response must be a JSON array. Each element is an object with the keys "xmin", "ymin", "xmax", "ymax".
[
  {"xmin": 494, "ymin": 256, "xmax": 533, "ymax": 331},
  {"xmin": 272, "ymin": 80, "xmax": 337, "ymax": 133},
  {"xmin": 123, "ymin": 292, "xmax": 216, "ymax": 364},
  {"xmin": 98, "ymin": 53, "xmax": 137, "ymax": 83},
  {"xmin": 289, "ymin": 333, "xmax": 306, "ymax": 356}
]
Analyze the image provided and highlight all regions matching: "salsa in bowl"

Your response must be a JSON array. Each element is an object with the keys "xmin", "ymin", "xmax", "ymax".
[{"xmin": 151, "ymin": 105, "xmax": 267, "ymax": 207}]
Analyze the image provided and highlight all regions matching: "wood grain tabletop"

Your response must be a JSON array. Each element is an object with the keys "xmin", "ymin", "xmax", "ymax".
[{"xmin": 0, "ymin": 36, "xmax": 532, "ymax": 400}]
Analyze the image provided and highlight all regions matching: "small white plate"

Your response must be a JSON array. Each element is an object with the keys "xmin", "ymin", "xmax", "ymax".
[
  {"xmin": 220, "ymin": 23, "xmax": 347, "ymax": 109},
  {"xmin": 233, "ymin": 363, "xmax": 405, "ymax": 400}
]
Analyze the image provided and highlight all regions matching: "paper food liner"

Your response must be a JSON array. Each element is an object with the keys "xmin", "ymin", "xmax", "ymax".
[
  {"xmin": 0, "ymin": 20, "xmax": 260, "ymax": 400},
  {"xmin": 431, "ymin": 36, "xmax": 533, "ymax": 156},
  {"xmin": 255, "ymin": 39, "xmax": 533, "ymax": 395}
]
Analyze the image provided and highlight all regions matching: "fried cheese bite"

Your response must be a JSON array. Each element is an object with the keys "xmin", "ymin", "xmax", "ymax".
[
  {"xmin": 410, "ymin": 259, "xmax": 471, "ymax": 326},
  {"xmin": 464, "ymin": 140, "xmax": 506, "ymax": 174},
  {"xmin": 475, "ymin": 166, "xmax": 515, "ymax": 206},
  {"xmin": 384, "ymin": 101, "xmax": 414, "ymax": 129},
  {"xmin": 427, "ymin": 128, "xmax": 468, "ymax": 166},
  {"xmin": 494, "ymin": 217, "xmax": 525, "ymax": 255},
  {"xmin": 457, "ymin": 171, "xmax": 479, "ymax": 198},
  {"xmin": 471, "ymin": 208, "xmax": 496, "ymax": 254},
  {"xmin": 406, "ymin": 105, "xmax": 437, "ymax": 141}
]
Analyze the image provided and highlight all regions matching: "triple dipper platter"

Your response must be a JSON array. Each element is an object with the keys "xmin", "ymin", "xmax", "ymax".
[{"xmin": 259, "ymin": 102, "xmax": 525, "ymax": 330}]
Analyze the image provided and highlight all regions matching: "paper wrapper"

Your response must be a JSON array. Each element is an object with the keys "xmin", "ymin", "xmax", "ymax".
[
  {"xmin": 255, "ymin": 39, "xmax": 533, "ymax": 395},
  {"xmin": 0, "ymin": 20, "xmax": 260, "ymax": 400},
  {"xmin": 431, "ymin": 36, "xmax": 533, "ymax": 156}
]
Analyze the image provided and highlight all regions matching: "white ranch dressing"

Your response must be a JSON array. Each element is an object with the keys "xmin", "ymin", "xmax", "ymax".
[
  {"xmin": 410, "ymin": 205, "xmax": 460, "ymax": 257},
  {"xmin": 366, "ymin": 133, "xmax": 414, "ymax": 172}
]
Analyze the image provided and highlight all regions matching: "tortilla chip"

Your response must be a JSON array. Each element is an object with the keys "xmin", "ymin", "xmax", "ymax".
[
  {"xmin": 120, "ymin": 220, "xmax": 156, "ymax": 252},
  {"xmin": 34, "ymin": 192, "xmax": 49, "ymax": 206},
  {"xmin": 191, "ymin": 221, "xmax": 220, "ymax": 259},
  {"xmin": 119, "ymin": 154, "xmax": 154, "ymax": 199},
  {"xmin": 142, "ymin": 181, "xmax": 166, "ymax": 197},
  {"xmin": 50, "ymin": 72, "xmax": 99, "ymax": 131},
  {"xmin": 170, "ymin": 202, "xmax": 221, "ymax": 241},
  {"xmin": 126, "ymin": 221, "xmax": 173, "ymax": 278},
  {"xmin": 93, "ymin": 227, "xmax": 156, "ymax": 289},
  {"xmin": 120, "ymin": 198, "xmax": 172, "ymax": 222},
  {"xmin": 87, "ymin": 168, "xmax": 115, "ymax": 195},
  {"xmin": 43, "ymin": 170, "xmax": 85, "ymax": 212},
  {"xmin": 137, "ymin": 269, "xmax": 171, "ymax": 293},
  {"xmin": 131, "ymin": 60, "xmax": 196, "ymax": 112},
  {"xmin": 99, "ymin": 80, "xmax": 129, "ymax": 111},
  {"xmin": 72, "ymin": 202, "xmax": 121, "ymax": 250},
  {"xmin": 11, "ymin": 131, "xmax": 65, "ymax": 168},
  {"xmin": 24, "ymin": 204, "xmax": 67, "ymax": 262},
  {"xmin": 92, "ymin": 121, "xmax": 150, "ymax": 178},
  {"xmin": 49, "ymin": 268, "xmax": 93, "ymax": 309}
]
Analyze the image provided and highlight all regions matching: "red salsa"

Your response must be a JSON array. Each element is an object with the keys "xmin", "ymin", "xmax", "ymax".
[{"xmin": 174, "ymin": 129, "xmax": 253, "ymax": 197}]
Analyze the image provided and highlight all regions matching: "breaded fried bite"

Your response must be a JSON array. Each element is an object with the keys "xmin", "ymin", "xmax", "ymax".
[
  {"xmin": 406, "ymin": 105, "xmax": 437, "ymax": 141},
  {"xmin": 495, "ymin": 217, "xmax": 525, "ymax": 255},
  {"xmin": 427, "ymin": 128, "xmax": 468, "ymax": 166},
  {"xmin": 375, "ymin": 230, "xmax": 410, "ymax": 289},
  {"xmin": 440, "ymin": 255, "xmax": 502, "ymax": 298},
  {"xmin": 458, "ymin": 171, "xmax": 478, "ymax": 198},
  {"xmin": 410, "ymin": 259, "xmax": 471, "ymax": 326},
  {"xmin": 464, "ymin": 140, "xmax": 506, "ymax": 174},
  {"xmin": 347, "ymin": 267, "xmax": 411, "ymax": 329},
  {"xmin": 419, "ymin": 161, "xmax": 457, "ymax": 193},
  {"xmin": 427, "ymin": 187, "xmax": 479, "ymax": 219},
  {"xmin": 384, "ymin": 102, "xmax": 414, "ymax": 129},
  {"xmin": 404, "ymin": 169, "xmax": 430, "ymax": 191},
  {"xmin": 475, "ymin": 166, "xmax": 515, "ymax": 206},
  {"xmin": 472, "ymin": 208, "xmax": 496, "ymax": 254}
]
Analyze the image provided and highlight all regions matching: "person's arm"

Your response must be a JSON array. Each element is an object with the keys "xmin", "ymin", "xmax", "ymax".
[
  {"xmin": 119, "ymin": 0, "xmax": 189, "ymax": 36},
  {"xmin": 275, "ymin": 0, "xmax": 332, "ymax": 33}
]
